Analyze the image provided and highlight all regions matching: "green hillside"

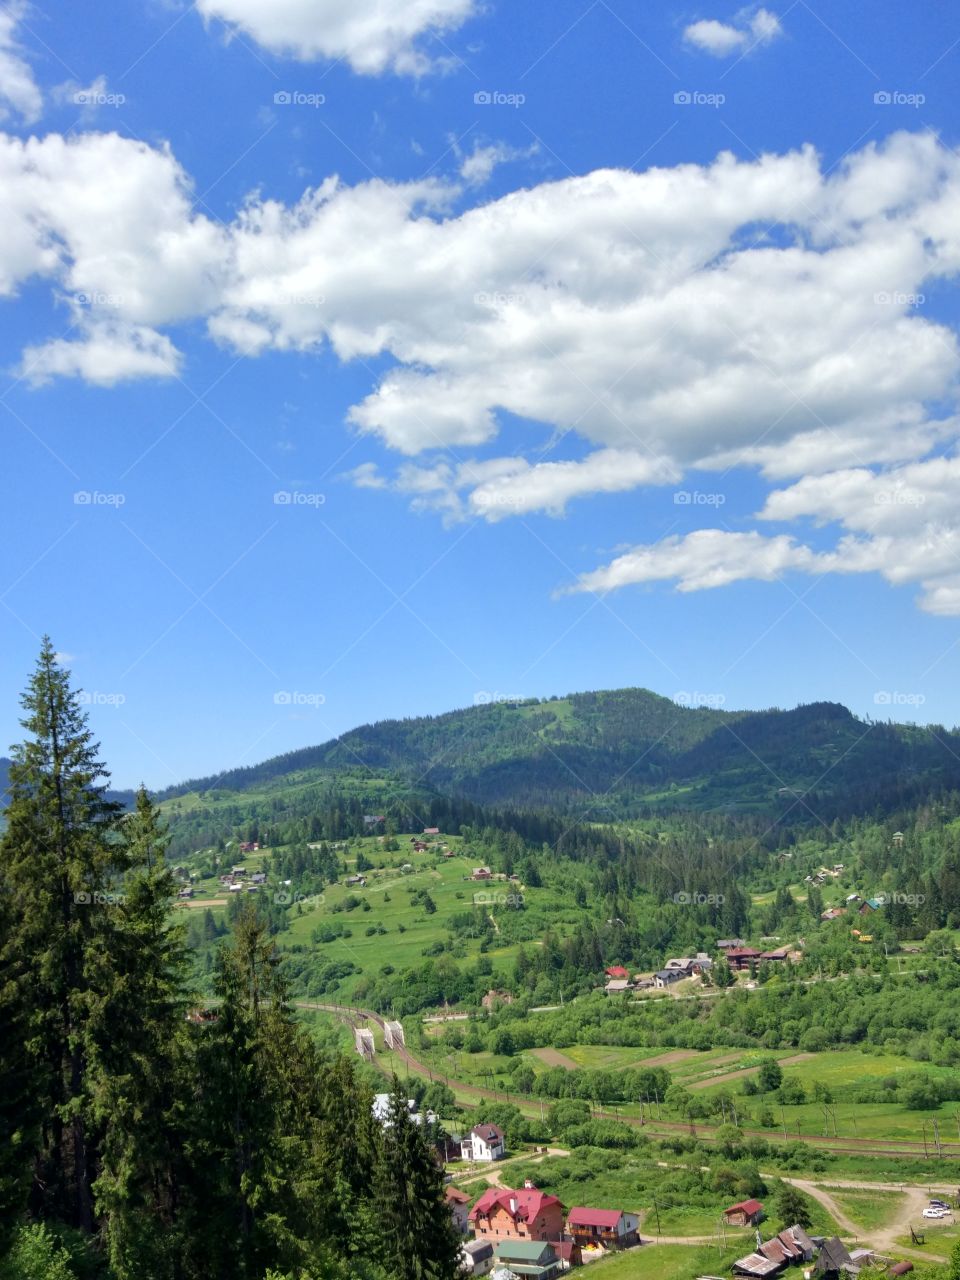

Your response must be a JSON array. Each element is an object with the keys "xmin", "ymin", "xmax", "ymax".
[{"xmin": 155, "ymin": 687, "xmax": 960, "ymax": 822}]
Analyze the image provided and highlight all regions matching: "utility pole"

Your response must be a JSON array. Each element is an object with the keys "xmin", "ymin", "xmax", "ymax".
[{"xmin": 653, "ymin": 1195, "xmax": 662, "ymax": 1236}]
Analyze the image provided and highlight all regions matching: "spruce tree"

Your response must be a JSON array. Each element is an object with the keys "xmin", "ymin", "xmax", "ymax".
[
  {"xmin": 373, "ymin": 1078, "xmax": 461, "ymax": 1280},
  {"xmin": 0, "ymin": 639, "xmax": 124, "ymax": 1231},
  {"xmin": 89, "ymin": 787, "xmax": 190, "ymax": 1280}
]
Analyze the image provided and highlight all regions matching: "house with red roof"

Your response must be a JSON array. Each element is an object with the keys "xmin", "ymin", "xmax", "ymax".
[
  {"xmin": 724, "ymin": 1199, "xmax": 765, "ymax": 1227},
  {"xmin": 468, "ymin": 1185, "xmax": 566, "ymax": 1246},
  {"xmin": 566, "ymin": 1206, "xmax": 639, "ymax": 1250},
  {"xmin": 604, "ymin": 965, "xmax": 630, "ymax": 979},
  {"xmin": 725, "ymin": 946, "xmax": 762, "ymax": 972},
  {"xmin": 445, "ymin": 1185, "xmax": 471, "ymax": 1235}
]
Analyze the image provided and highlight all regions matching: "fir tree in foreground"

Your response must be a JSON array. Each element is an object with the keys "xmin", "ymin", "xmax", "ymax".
[{"xmin": 0, "ymin": 641, "xmax": 461, "ymax": 1280}]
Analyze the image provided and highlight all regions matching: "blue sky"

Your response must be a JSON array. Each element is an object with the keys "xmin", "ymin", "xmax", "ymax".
[{"xmin": 2, "ymin": 0, "xmax": 960, "ymax": 788}]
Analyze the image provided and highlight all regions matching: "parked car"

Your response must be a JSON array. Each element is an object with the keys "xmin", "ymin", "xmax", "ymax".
[
  {"xmin": 929, "ymin": 1200, "xmax": 950, "ymax": 1209},
  {"xmin": 923, "ymin": 1208, "xmax": 948, "ymax": 1219}
]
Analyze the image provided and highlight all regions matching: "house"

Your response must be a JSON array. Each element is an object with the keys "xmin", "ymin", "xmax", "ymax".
[
  {"xmin": 363, "ymin": 815, "xmax": 385, "ymax": 827},
  {"xmin": 469, "ymin": 1186, "xmax": 564, "ymax": 1243},
  {"xmin": 345, "ymin": 874, "xmax": 366, "ymax": 887},
  {"xmin": 732, "ymin": 1226, "xmax": 814, "ymax": 1277},
  {"xmin": 472, "ymin": 867, "xmax": 493, "ymax": 881},
  {"xmin": 724, "ymin": 1200, "xmax": 764, "ymax": 1227},
  {"xmin": 717, "ymin": 938, "xmax": 746, "ymax": 950},
  {"xmin": 412, "ymin": 842, "xmax": 428, "ymax": 852},
  {"xmin": 172, "ymin": 865, "xmax": 189, "ymax": 878},
  {"xmin": 725, "ymin": 946, "xmax": 762, "ymax": 971},
  {"xmin": 604, "ymin": 978, "xmax": 633, "ymax": 995},
  {"xmin": 815, "ymin": 1237, "xmax": 857, "ymax": 1278},
  {"xmin": 239, "ymin": 841, "xmax": 260, "ymax": 853},
  {"xmin": 664, "ymin": 954, "xmax": 712, "ymax": 975},
  {"xmin": 494, "ymin": 1240, "xmax": 561, "ymax": 1279},
  {"xmin": 231, "ymin": 866, "xmax": 247, "ymax": 876},
  {"xmin": 892, "ymin": 832, "xmax": 905, "ymax": 846},
  {"xmin": 566, "ymin": 1207, "xmax": 639, "ymax": 1250},
  {"xmin": 760, "ymin": 948, "xmax": 789, "ymax": 963},
  {"xmin": 859, "ymin": 897, "xmax": 885, "ymax": 914},
  {"xmin": 654, "ymin": 969, "xmax": 684, "ymax": 988},
  {"xmin": 423, "ymin": 827, "xmax": 441, "ymax": 836},
  {"xmin": 460, "ymin": 1239, "xmax": 495, "ymax": 1277},
  {"xmin": 604, "ymin": 965, "xmax": 630, "ymax": 979},
  {"xmin": 250, "ymin": 871, "xmax": 267, "ymax": 885},
  {"xmin": 820, "ymin": 908, "xmax": 846, "ymax": 921},
  {"xmin": 733, "ymin": 1251, "xmax": 781, "ymax": 1277},
  {"xmin": 446, "ymin": 1185, "xmax": 471, "ymax": 1235},
  {"xmin": 229, "ymin": 883, "xmax": 243, "ymax": 893},
  {"xmin": 461, "ymin": 1124, "xmax": 507, "ymax": 1162},
  {"xmin": 634, "ymin": 974, "xmax": 655, "ymax": 989},
  {"xmin": 177, "ymin": 886, "xmax": 193, "ymax": 899}
]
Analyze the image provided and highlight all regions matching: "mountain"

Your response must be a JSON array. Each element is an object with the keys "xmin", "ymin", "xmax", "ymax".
[
  {"xmin": 0, "ymin": 755, "xmax": 135, "ymax": 812},
  {"xmin": 156, "ymin": 688, "xmax": 960, "ymax": 819}
]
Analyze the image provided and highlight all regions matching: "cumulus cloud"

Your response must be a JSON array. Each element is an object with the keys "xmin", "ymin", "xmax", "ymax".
[
  {"xmin": 6, "ymin": 127, "xmax": 960, "ymax": 609},
  {"xmin": 195, "ymin": 0, "xmax": 478, "ymax": 75},
  {"xmin": 458, "ymin": 139, "xmax": 537, "ymax": 185},
  {"xmin": 684, "ymin": 7, "xmax": 782, "ymax": 56},
  {"xmin": 0, "ymin": 3, "xmax": 42, "ymax": 122}
]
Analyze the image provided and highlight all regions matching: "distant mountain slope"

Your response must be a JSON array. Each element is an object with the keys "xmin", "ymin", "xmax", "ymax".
[{"xmin": 157, "ymin": 688, "xmax": 960, "ymax": 818}]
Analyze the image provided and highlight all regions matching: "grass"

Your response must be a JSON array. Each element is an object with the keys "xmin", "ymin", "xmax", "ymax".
[
  {"xmin": 579, "ymin": 1243, "xmax": 737, "ymax": 1280},
  {"xmin": 828, "ymin": 1189, "xmax": 907, "ymax": 1233}
]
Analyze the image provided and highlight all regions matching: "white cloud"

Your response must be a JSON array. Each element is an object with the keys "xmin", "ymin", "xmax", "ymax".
[
  {"xmin": 21, "ymin": 322, "xmax": 182, "ymax": 385},
  {"xmin": 0, "ymin": 3, "xmax": 42, "ymax": 122},
  {"xmin": 458, "ymin": 139, "xmax": 537, "ymax": 186},
  {"xmin": 684, "ymin": 7, "xmax": 782, "ymax": 56},
  {"xmin": 5, "ymin": 127, "xmax": 960, "ymax": 610},
  {"xmin": 195, "ymin": 0, "xmax": 478, "ymax": 75},
  {"xmin": 565, "ymin": 529, "xmax": 820, "ymax": 595}
]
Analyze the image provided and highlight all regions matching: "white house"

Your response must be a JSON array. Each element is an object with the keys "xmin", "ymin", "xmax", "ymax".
[{"xmin": 460, "ymin": 1123, "xmax": 506, "ymax": 1162}]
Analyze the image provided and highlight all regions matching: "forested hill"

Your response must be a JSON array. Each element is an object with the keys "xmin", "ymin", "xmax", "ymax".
[{"xmin": 156, "ymin": 687, "xmax": 960, "ymax": 819}]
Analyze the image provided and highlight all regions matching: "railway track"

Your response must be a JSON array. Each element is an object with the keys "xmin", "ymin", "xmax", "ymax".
[{"xmin": 296, "ymin": 1001, "xmax": 960, "ymax": 1162}]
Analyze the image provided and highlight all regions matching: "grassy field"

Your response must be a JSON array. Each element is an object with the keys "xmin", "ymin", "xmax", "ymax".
[
  {"xmin": 828, "ymin": 1189, "xmax": 908, "ymax": 1233},
  {"xmin": 565, "ymin": 1242, "xmax": 742, "ymax": 1280}
]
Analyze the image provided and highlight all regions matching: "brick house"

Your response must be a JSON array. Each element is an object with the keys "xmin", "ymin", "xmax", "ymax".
[{"xmin": 469, "ymin": 1186, "xmax": 565, "ymax": 1244}]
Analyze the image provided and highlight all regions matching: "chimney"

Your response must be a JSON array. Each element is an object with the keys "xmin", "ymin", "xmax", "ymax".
[{"xmin": 509, "ymin": 1197, "xmax": 517, "ymax": 1216}]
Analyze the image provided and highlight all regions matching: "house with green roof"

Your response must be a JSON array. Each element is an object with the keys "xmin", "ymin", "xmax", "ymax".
[{"xmin": 494, "ymin": 1239, "xmax": 561, "ymax": 1279}]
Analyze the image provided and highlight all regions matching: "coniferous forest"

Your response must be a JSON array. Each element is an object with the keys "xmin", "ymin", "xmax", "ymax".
[{"xmin": 0, "ymin": 641, "xmax": 461, "ymax": 1280}]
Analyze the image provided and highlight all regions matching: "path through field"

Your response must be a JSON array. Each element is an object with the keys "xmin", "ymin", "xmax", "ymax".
[{"xmin": 530, "ymin": 1047, "xmax": 579, "ymax": 1069}]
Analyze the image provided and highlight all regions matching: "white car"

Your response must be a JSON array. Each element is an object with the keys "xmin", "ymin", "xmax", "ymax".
[{"xmin": 923, "ymin": 1208, "xmax": 949, "ymax": 1219}]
